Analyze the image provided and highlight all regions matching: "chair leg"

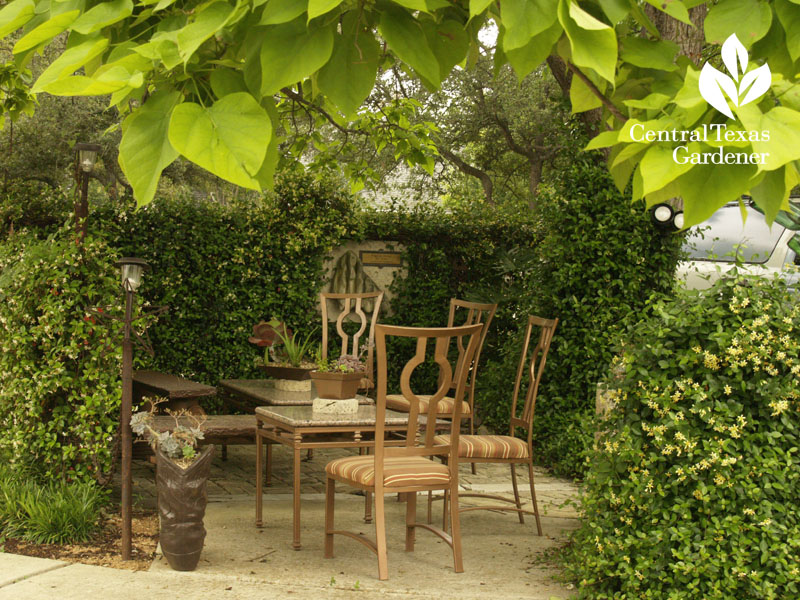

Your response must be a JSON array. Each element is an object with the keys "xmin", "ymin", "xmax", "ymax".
[
  {"xmin": 510, "ymin": 463, "xmax": 525, "ymax": 524},
  {"xmin": 375, "ymin": 492, "xmax": 389, "ymax": 580},
  {"xmin": 265, "ymin": 442, "xmax": 272, "ymax": 487},
  {"xmin": 527, "ymin": 462, "xmax": 543, "ymax": 536},
  {"xmin": 426, "ymin": 490, "xmax": 433, "ymax": 524},
  {"xmin": 222, "ymin": 443, "xmax": 228, "ymax": 461},
  {"xmin": 442, "ymin": 488, "xmax": 449, "ymax": 533},
  {"xmin": 405, "ymin": 492, "xmax": 417, "ymax": 552},
  {"xmin": 449, "ymin": 483, "xmax": 464, "ymax": 574},
  {"xmin": 324, "ymin": 477, "xmax": 335, "ymax": 558},
  {"xmin": 362, "ymin": 448, "xmax": 372, "ymax": 523}
]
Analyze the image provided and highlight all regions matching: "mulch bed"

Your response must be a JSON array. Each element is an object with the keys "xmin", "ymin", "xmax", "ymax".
[{"xmin": 3, "ymin": 510, "xmax": 159, "ymax": 571}]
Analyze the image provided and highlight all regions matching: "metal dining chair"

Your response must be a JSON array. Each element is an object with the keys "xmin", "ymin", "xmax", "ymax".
[{"xmin": 323, "ymin": 322, "xmax": 483, "ymax": 580}]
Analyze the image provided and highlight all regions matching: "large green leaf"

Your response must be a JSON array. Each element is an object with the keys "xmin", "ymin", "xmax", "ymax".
[
  {"xmin": 71, "ymin": 0, "xmax": 133, "ymax": 35},
  {"xmin": 421, "ymin": 18, "xmax": 469, "ymax": 80},
  {"xmin": 620, "ymin": 37, "xmax": 678, "ymax": 71},
  {"xmin": 558, "ymin": 0, "xmax": 618, "ymax": 84},
  {"xmin": 570, "ymin": 72, "xmax": 603, "ymax": 113},
  {"xmin": 597, "ymin": 0, "xmax": 629, "ymax": 23},
  {"xmin": 469, "ymin": 0, "xmax": 494, "ymax": 18},
  {"xmin": 505, "ymin": 19, "xmax": 562, "ymax": 80},
  {"xmin": 177, "ymin": 2, "xmax": 235, "ymax": 63},
  {"xmin": 13, "ymin": 10, "xmax": 80, "ymax": 53},
  {"xmin": 585, "ymin": 130, "xmax": 619, "ymax": 150},
  {"xmin": 119, "ymin": 90, "xmax": 181, "ymax": 207},
  {"xmin": 42, "ymin": 67, "xmax": 142, "ymax": 95},
  {"xmin": 378, "ymin": 8, "xmax": 440, "ymax": 87},
  {"xmin": 168, "ymin": 92, "xmax": 272, "ymax": 189},
  {"xmin": 210, "ymin": 68, "xmax": 248, "ymax": 98},
  {"xmin": 736, "ymin": 104, "xmax": 800, "ymax": 172},
  {"xmin": 704, "ymin": 0, "xmax": 772, "ymax": 47},
  {"xmin": 317, "ymin": 14, "xmax": 380, "ymax": 118},
  {"xmin": 33, "ymin": 37, "xmax": 109, "ymax": 92},
  {"xmin": 259, "ymin": 0, "xmax": 307, "ymax": 24},
  {"xmin": 307, "ymin": 0, "xmax": 342, "ymax": 20},
  {"xmin": 392, "ymin": 0, "xmax": 429, "ymax": 11},
  {"xmin": 775, "ymin": 0, "xmax": 800, "ymax": 62},
  {"xmin": 749, "ymin": 167, "xmax": 788, "ymax": 224},
  {"xmin": 677, "ymin": 161, "xmax": 758, "ymax": 226},
  {"xmin": 259, "ymin": 18, "xmax": 334, "ymax": 95},
  {"xmin": 254, "ymin": 99, "xmax": 280, "ymax": 190},
  {"xmin": 501, "ymin": 0, "xmax": 559, "ymax": 52},
  {"xmin": 638, "ymin": 144, "xmax": 693, "ymax": 197},
  {"xmin": 0, "ymin": 0, "xmax": 35, "ymax": 38}
]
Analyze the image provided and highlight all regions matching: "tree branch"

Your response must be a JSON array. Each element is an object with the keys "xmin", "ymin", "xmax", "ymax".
[
  {"xmin": 438, "ymin": 146, "xmax": 495, "ymax": 205},
  {"xmin": 565, "ymin": 62, "xmax": 628, "ymax": 123},
  {"xmin": 280, "ymin": 87, "xmax": 364, "ymax": 135}
]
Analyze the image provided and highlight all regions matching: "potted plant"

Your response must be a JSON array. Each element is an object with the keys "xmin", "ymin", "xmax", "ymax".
[
  {"xmin": 249, "ymin": 318, "xmax": 316, "ymax": 380},
  {"xmin": 131, "ymin": 405, "xmax": 212, "ymax": 572},
  {"xmin": 310, "ymin": 353, "xmax": 366, "ymax": 400}
]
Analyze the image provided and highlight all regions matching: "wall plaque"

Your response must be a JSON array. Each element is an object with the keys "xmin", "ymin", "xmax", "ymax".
[{"xmin": 360, "ymin": 251, "xmax": 402, "ymax": 267}]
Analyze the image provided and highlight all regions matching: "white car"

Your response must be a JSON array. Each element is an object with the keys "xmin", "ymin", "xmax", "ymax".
[{"xmin": 676, "ymin": 201, "xmax": 800, "ymax": 290}]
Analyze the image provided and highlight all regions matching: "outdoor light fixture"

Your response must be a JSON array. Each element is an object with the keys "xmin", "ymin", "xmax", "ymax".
[
  {"xmin": 116, "ymin": 256, "xmax": 148, "ymax": 561},
  {"xmin": 650, "ymin": 203, "xmax": 674, "ymax": 226},
  {"xmin": 73, "ymin": 142, "xmax": 102, "ymax": 241},
  {"xmin": 75, "ymin": 142, "xmax": 102, "ymax": 172},
  {"xmin": 116, "ymin": 257, "xmax": 149, "ymax": 292},
  {"xmin": 649, "ymin": 203, "xmax": 684, "ymax": 231}
]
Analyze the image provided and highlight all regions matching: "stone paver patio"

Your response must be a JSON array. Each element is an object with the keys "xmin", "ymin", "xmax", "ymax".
[{"xmin": 124, "ymin": 443, "xmax": 580, "ymax": 520}]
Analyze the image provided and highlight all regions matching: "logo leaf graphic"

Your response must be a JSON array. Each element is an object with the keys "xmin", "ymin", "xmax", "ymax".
[
  {"xmin": 699, "ymin": 33, "xmax": 772, "ymax": 119},
  {"xmin": 699, "ymin": 63, "xmax": 738, "ymax": 119},
  {"xmin": 720, "ymin": 33, "xmax": 748, "ymax": 82},
  {"xmin": 739, "ymin": 63, "xmax": 771, "ymax": 106}
]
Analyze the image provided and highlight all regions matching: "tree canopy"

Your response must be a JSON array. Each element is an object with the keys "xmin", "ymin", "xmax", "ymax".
[{"xmin": 0, "ymin": 0, "xmax": 798, "ymax": 225}]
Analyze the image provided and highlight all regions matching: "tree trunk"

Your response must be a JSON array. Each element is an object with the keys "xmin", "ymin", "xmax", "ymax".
[{"xmin": 645, "ymin": 5, "xmax": 707, "ymax": 66}]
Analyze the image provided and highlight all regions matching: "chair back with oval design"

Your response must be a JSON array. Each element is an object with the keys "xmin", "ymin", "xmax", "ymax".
[
  {"xmin": 373, "ymin": 323, "xmax": 483, "ymax": 481},
  {"xmin": 320, "ymin": 291, "xmax": 384, "ymax": 388}
]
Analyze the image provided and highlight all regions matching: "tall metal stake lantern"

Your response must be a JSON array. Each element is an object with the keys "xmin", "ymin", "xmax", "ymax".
[
  {"xmin": 116, "ymin": 257, "xmax": 148, "ymax": 560},
  {"xmin": 73, "ymin": 143, "xmax": 101, "ymax": 241}
]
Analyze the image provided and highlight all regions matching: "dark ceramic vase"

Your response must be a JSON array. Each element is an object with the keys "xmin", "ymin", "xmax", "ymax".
[{"xmin": 155, "ymin": 445, "xmax": 214, "ymax": 571}]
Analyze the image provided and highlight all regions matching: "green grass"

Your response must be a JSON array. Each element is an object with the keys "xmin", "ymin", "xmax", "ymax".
[{"xmin": 0, "ymin": 464, "xmax": 107, "ymax": 544}]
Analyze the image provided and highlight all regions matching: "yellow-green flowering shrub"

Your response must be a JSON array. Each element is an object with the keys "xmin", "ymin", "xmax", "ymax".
[{"xmin": 565, "ymin": 274, "xmax": 800, "ymax": 599}]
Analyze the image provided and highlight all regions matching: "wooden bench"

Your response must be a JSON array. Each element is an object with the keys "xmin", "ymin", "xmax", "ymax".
[
  {"xmin": 133, "ymin": 370, "xmax": 217, "ymax": 414},
  {"xmin": 149, "ymin": 414, "xmax": 260, "ymax": 460}
]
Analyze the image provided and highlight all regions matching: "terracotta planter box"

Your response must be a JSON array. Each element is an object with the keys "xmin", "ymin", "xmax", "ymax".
[
  {"xmin": 310, "ymin": 371, "xmax": 362, "ymax": 399},
  {"xmin": 259, "ymin": 364, "xmax": 313, "ymax": 380}
]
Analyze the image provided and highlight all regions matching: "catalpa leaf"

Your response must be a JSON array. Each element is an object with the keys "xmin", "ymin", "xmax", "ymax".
[
  {"xmin": 259, "ymin": 18, "xmax": 334, "ymax": 95},
  {"xmin": 379, "ymin": 8, "xmax": 440, "ymax": 87},
  {"xmin": 119, "ymin": 90, "xmax": 181, "ymax": 207},
  {"xmin": 317, "ymin": 14, "xmax": 380, "ymax": 118},
  {"xmin": 168, "ymin": 92, "xmax": 272, "ymax": 190}
]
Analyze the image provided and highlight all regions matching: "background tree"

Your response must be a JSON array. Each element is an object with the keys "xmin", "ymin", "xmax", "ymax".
[{"xmin": 1, "ymin": 0, "xmax": 795, "ymax": 223}]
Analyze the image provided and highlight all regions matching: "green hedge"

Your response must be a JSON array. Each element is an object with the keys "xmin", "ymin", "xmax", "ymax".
[
  {"xmin": 564, "ymin": 275, "xmax": 800, "ymax": 599},
  {"xmin": 94, "ymin": 170, "xmax": 361, "ymax": 403},
  {"xmin": 0, "ymin": 228, "xmax": 125, "ymax": 484},
  {"xmin": 527, "ymin": 159, "xmax": 684, "ymax": 476},
  {"xmin": 0, "ymin": 166, "xmax": 681, "ymax": 480}
]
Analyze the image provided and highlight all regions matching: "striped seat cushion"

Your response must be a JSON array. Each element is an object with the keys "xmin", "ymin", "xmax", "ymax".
[
  {"xmin": 326, "ymin": 455, "xmax": 451, "ymax": 487},
  {"xmin": 434, "ymin": 435, "xmax": 529, "ymax": 460},
  {"xmin": 386, "ymin": 394, "xmax": 471, "ymax": 416}
]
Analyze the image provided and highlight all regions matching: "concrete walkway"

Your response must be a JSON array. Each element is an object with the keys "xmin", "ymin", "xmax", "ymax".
[{"xmin": 2, "ymin": 445, "xmax": 581, "ymax": 599}]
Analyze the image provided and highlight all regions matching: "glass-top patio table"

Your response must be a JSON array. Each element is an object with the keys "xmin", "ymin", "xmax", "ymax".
[{"xmin": 254, "ymin": 404, "xmax": 414, "ymax": 550}]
